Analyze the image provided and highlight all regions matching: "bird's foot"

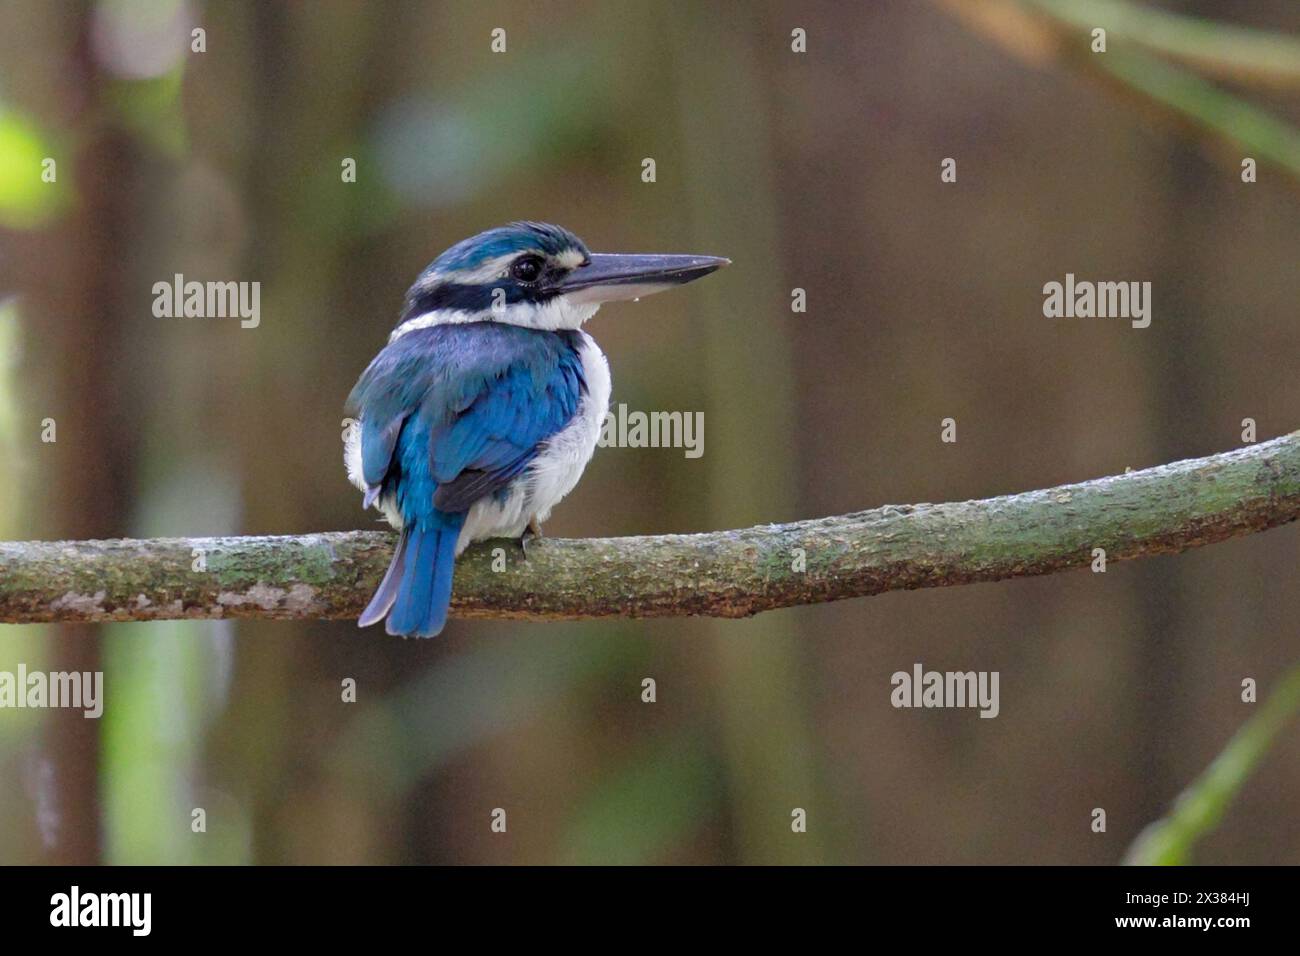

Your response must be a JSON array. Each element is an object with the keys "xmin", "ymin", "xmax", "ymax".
[{"xmin": 520, "ymin": 518, "xmax": 544, "ymax": 559}]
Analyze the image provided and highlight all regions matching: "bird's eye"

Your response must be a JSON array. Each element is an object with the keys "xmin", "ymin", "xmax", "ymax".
[{"xmin": 511, "ymin": 255, "xmax": 543, "ymax": 282}]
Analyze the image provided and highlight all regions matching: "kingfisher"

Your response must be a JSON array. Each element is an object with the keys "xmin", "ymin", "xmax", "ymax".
[{"xmin": 344, "ymin": 222, "xmax": 728, "ymax": 637}]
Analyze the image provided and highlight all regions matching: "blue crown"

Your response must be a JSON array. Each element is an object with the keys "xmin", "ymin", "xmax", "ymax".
[{"xmin": 431, "ymin": 222, "xmax": 588, "ymax": 273}]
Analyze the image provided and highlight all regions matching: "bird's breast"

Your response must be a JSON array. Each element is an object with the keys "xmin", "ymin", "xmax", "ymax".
[{"xmin": 524, "ymin": 332, "xmax": 611, "ymax": 519}]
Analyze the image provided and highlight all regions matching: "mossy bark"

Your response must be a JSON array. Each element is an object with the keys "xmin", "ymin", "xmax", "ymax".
[{"xmin": 1, "ymin": 431, "xmax": 1297, "ymax": 626}]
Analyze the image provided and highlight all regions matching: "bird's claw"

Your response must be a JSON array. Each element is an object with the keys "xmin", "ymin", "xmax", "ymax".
[{"xmin": 520, "ymin": 518, "xmax": 544, "ymax": 559}]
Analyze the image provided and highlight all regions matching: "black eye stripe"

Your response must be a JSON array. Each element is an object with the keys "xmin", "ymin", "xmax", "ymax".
[
  {"xmin": 397, "ymin": 251, "xmax": 580, "ymax": 323},
  {"xmin": 400, "ymin": 281, "xmax": 560, "ymax": 320}
]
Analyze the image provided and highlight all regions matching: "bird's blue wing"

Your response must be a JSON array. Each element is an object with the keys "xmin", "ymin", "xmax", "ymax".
[
  {"xmin": 429, "ymin": 340, "xmax": 586, "ymax": 513},
  {"xmin": 348, "ymin": 324, "xmax": 587, "ymax": 518}
]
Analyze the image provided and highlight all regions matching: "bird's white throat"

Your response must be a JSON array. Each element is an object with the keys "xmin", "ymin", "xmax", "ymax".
[{"xmin": 390, "ymin": 297, "xmax": 601, "ymax": 342}]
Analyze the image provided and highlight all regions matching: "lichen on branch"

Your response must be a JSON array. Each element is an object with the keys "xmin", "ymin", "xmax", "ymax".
[{"xmin": 0, "ymin": 431, "xmax": 1297, "ymax": 626}]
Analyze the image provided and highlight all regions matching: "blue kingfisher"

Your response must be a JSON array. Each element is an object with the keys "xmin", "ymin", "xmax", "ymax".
[{"xmin": 345, "ymin": 222, "xmax": 728, "ymax": 636}]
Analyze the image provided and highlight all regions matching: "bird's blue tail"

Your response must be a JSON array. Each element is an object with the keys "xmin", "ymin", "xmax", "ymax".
[{"xmin": 359, "ymin": 515, "xmax": 464, "ymax": 638}]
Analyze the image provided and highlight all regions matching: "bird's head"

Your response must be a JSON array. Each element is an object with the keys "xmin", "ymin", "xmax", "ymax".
[{"xmin": 391, "ymin": 222, "xmax": 729, "ymax": 339}]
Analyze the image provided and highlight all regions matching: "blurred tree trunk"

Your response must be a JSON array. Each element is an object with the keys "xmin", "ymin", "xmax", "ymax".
[
  {"xmin": 225, "ymin": 0, "xmax": 390, "ymax": 863},
  {"xmin": 671, "ymin": 5, "xmax": 830, "ymax": 864},
  {"xmin": 28, "ymin": 24, "xmax": 143, "ymax": 863}
]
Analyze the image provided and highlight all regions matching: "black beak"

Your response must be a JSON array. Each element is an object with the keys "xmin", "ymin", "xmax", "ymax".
[{"xmin": 555, "ymin": 253, "xmax": 730, "ymax": 304}]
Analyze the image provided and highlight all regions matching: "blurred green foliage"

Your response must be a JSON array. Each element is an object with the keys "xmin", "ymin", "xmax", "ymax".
[{"xmin": 1125, "ymin": 665, "xmax": 1300, "ymax": 866}]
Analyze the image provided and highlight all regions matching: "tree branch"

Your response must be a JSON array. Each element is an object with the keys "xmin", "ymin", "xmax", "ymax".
[{"xmin": 1, "ymin": 432, "xmax": 1297, "ymax": 626}]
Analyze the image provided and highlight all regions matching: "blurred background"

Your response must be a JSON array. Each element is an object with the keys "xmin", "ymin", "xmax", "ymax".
[{"xmin": 0, "ymin": 0, "xmax": 1297, "ymax": 865}]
